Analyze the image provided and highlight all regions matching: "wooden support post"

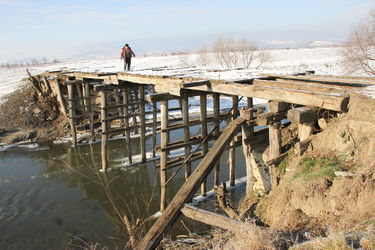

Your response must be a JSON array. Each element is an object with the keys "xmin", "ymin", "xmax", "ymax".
[
  {"xmin": 247, "ymin": 97, "xmax": 254, "ymax": 135},
  {"xmin": 123, "ymin": 86, "xmax": 132, "ymax": 164},
  {"xmin": 213, "ymin": 93, "xmax": 220, "ymax": 186},
  {"xmin": 240, "ymin": 107, "xmax": 254, "ymax": 195},
  {"xmin": 200, "ymin": 94, "xmax": 208, "ymax": 196},
  {"xmin": 139, "ymin": 85, "xmax": 146, "ymax": 162},
  {"xmin": 67, "ymin": 84, "xmax": 77, "ymax": 147},
  {"xmin": 229, "ymin": 96, "xmax": 239, "ymax": 186},
  {"xmin": 181, "ymin": 93, "xmax": 191, "ymax": 180},
  {"xmin": 56, "ymin": 79, "xmax": 68, "ymax": 116},
  {"xmin": 83, "ymin": 82, "xmax": 95, "ymax": 142},
  {"xmin": 136, "ymin": 118, "xmax": 244, "ymax": 250},
  {"xmin": 160, "ymin": 100, "xmax": 169, "ymax": 212},
  {"xmin": 131, "ymin": 87, "xmax": 139, "ymax": 134},
  {"xmin": 152, "ymin": 86, "xmax": 157, "ymax": 158},
  {"xmin": 101, "ymin": 90, "xmax": 109, "ymax": 171},
  {"xmin": 240, "ymin": 107, "xmax": 271, "ymax": 195},
  {"xmin": 76, "ymin": 84, "xmax": 85, "ymax": 112},
  {"xmin": 269, "ymin": 122, "xmax": 281, "ymax": 188}
]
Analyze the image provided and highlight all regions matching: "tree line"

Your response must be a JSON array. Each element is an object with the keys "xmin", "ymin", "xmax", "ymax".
[{"xmin": 0, "ymin": 57, "xmax": 61, "ymax": 68}]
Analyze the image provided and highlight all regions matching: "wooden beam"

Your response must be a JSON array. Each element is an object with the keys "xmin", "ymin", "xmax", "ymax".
[
  {"xmin": 185, "ymin": 81, "xmax": 349, "ymax": 112},
  {"xmin": 268, "ymin": 101, "xmax": 291, "ymax": 113},
  {"xmin": 182, "ymin": 80, "xmax": 210, "ymax": 88},
  {"xmin": 257, "ymin": 111, "xmax": 287, "ymax": 126},
  {"xmin": 287, "ymin": 107, "xmax": 318, "ymax": 124},
  {"xmin": 146, "ymin": 93, "xmax": 179, "ymax": 102},
  {"xmin": 253, "ymin": 79, "xmax": 344, "ymax": 94},
  {"xmin": 181, "ymin": 204, "xmax": 244, "ymax": 232},
  {"xmin": 136, "ymin": 118, "xmax": 244, "ymax": 250}
]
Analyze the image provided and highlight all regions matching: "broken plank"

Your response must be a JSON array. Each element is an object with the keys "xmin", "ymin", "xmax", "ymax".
[{"xmin": 181, "ymin": 204, "xmax": 244, "ymax": 232}]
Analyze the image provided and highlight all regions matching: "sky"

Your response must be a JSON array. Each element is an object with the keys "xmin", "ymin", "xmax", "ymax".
[{"xmin": 0, "ymin": 0, "xmax": 374, "ymax": 62}]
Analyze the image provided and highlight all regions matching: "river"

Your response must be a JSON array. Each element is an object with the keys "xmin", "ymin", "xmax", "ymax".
[{"xmin": 0, "ymin": 121, "xmax": 248, "ymax": 249}]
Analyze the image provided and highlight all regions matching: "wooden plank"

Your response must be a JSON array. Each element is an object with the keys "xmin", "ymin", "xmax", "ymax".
[
  {"xmin": 263, "ymin": 74, "xmax": 375, "ymax": 87},
  {"xmin": 160, "ymin": 113, "xmax": 232, "ymax": 132},
  {"xmin": 136, "ymin": 118, "xmax": 244, "ymax": 250},
  {"xmin": 253, "ymin": 79, "xmax": 344, "ymax": 94},
  {"xmin": 181, "ymin": 204, "xmax": 244, "ymax": 232}
]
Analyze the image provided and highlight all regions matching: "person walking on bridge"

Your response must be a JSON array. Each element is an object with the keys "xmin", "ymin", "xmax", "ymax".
[{"xmin": 120, "ymin": 43, "xmax": 136, "ymax": 71}]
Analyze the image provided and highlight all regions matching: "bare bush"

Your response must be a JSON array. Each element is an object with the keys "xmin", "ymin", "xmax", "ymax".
[
  {"xmin": 212, "ymin": 37, "xmax": 270, "ymax": 69},
  {"xmin": 197, "ymin": 45, "xmax": 210, "ymax": 66},
  {"xmin": 342, "ymin": 11, "xmax": 375, "ymax": 76}
]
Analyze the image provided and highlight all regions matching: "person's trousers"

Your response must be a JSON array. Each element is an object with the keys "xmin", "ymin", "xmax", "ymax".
[{"xmin": 125, "ymin": 57, "xmax": 131, "ymax": 71}]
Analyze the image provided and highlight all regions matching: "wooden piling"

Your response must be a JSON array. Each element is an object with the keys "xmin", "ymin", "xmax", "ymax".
[
  {"xmin": 200, "ymin": 94, "xmax": 208, "ymax": 196},
  {"xmin": 83, "ymin": 82, "xmax": 95, "ymax": 142},
  {"xmin": 152, "ymin": 86, "xmax": 158, "ymax": 158},
  {"xmin": 67, "ymin": 84, "xmax": 77, "ymax": 147},
  {"xmin": 229, "ymin": 96, "xmax": 239, "ymax": 186},
  {"xmin": 101, "ymin": 90, "xmax": 109, "ymax": 171},
  {"xmin": 56, "ymin": 79, "xmax": 68, "ymax": 116},
  {"xmin": 213, "ymin": 93, "xmax": 220, "ymax": 186},
  {"xmin": 269, "ymin": 122, "xmax": 281, "ymax": 188},
  {"xmin": 160, "ymin": 100, "xmax": 169, "ymax": 212},
  {"xmin": 132, "ymin": 87, "xmax": 139, "ymax": 134},
  {"xmin": 122, "ymin": 86, "xmax": 132, "ymax": 164},
  {"xmin": 139, "ymin": 85, "xmax": 146, "ymax": 162},
  {"xmin": 181, "ymin": 93, "xmax": 191, "ymax": 179}
]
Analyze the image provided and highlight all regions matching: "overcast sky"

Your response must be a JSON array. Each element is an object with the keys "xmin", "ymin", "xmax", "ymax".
[{"xmin": 1, "ymin": 0, "xmax": 374, "ymax": 62}]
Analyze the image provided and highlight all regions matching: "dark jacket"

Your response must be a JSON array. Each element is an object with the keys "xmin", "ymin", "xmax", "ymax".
[{"xmin": 121, "ymin": 46, "xmax": 136, "ymax": 59}]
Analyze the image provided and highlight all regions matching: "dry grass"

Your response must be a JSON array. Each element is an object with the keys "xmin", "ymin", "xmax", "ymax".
[{"xmin": 211, "ymin": 222, "xmax": 293, "ymax": 250}]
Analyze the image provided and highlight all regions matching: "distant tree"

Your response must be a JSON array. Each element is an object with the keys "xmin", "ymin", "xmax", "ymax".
[
  {"xmin": 342, "ymin": 11, "xmax": 375, "ymax": 76},
  {"xmin": 212, "ymin": 37, "xmax": 271, "ymax": 69},
  {"xmin": 197, "ymin": 45, "xmax": 210, "ymax": 67}
]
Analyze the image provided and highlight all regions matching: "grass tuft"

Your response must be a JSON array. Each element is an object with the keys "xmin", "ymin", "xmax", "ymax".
[{"xmin": 293, "ymin": 157, "xmax": 343, "ymax": 182}]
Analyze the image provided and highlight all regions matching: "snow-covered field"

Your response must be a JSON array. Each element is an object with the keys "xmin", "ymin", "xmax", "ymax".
[{"xmin": 0, "ymin": 46, "xmax": 373, "ymax": 103}]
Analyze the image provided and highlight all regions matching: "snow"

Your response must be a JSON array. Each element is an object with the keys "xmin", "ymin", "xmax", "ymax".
[{"xmin": 1, "ymin": 46, "xmax": 374, "ymax": 103}]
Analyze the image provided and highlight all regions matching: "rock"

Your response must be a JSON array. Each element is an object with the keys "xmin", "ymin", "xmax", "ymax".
[
  {"xmin": 0, "ymin": 128, "xmax": 5, "ymax": 136},
  {"xmin": 26, "ymin": 130, "xmax": 37, "ymax": 140}
]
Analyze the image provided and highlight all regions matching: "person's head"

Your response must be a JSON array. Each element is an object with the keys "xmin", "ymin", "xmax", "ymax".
[{"xmin": 125, "ymin": 43, "xmax": 129, "ymax": 47}]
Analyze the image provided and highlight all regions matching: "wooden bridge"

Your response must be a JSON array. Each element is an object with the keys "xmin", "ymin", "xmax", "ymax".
[{"xmin": 28, "ymin": 70, "xmax": 373, "ymax": 249}]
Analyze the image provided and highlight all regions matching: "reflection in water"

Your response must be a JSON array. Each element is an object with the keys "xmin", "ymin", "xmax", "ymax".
[{"xmin": 0, "ymin": 123, "xmax": 248, "ymax": 249}]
